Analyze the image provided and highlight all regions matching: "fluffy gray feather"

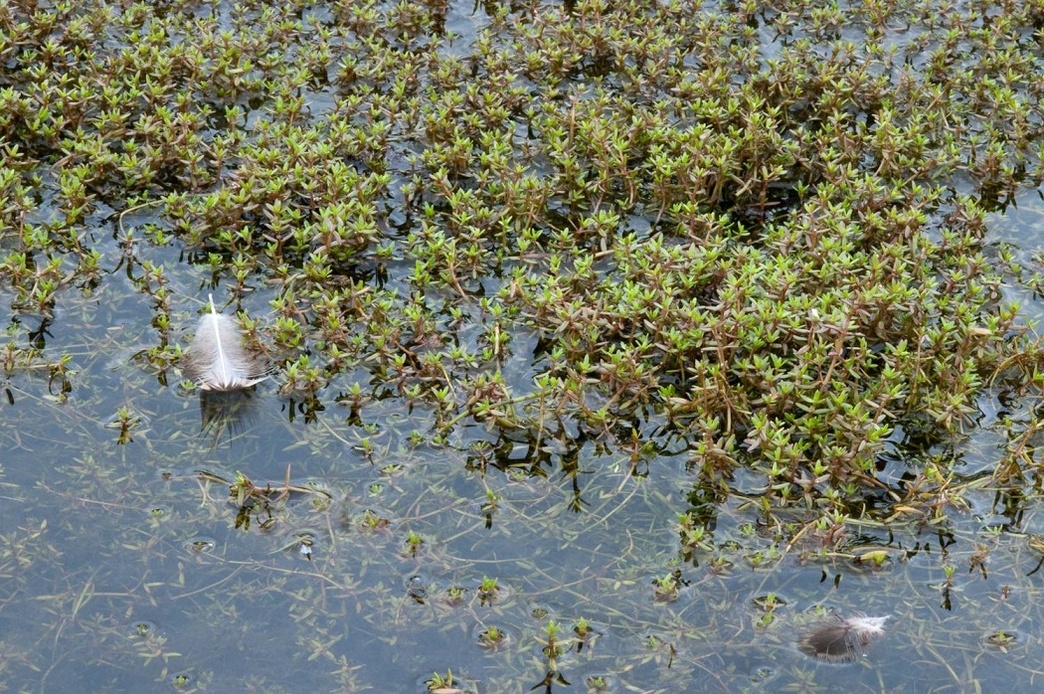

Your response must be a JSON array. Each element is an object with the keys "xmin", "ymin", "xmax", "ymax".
[
  {"xmin": 182, "ymin": 295, "xmax": 271, "ymax": 391},
  {"xmin": 798, "ymin": 614, "xmax": 889, "ymax": 662}
]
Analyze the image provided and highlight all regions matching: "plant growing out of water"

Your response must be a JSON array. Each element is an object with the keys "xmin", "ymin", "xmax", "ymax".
[
  {"xmin": 404, "ymin": 530, "xmax": 424, "ymax": 557},
  {"xmin": 986, "ymin": 630, "xmax": 1016, "ymax": 650},
  {"xmin": 572, "ymin": 616, "xmax": 599, "ymax": 653},
  {"xmin": 969, "ymin": 543, "xmax": 990, "ymax": 579},
  {"xmin": 857, "ymin": 549, "xmax": 891, "ymax": 568},
  {"xmin": 652, "ymin": 570, "xmax": 684, "ymax": 602},
  {"xmin": 940, "ymin": 563, "xmax": 957, "ymax": 610},
  {"xmin": 443, "ymin": 585, "xmax": 467, "ymax": 607},
  {"xmin": 196, "ymin": 468, "xmax": 331, "ymax": 531},
  {"xmin": 478, "ymin": 575, "xmax": 500, "ymax": 605},
  {"xmin": 478, "ymin": 625, "xmax": 506, "ymax": 650},
  {"xmin": 480, "ymin": 489, "xmax": 500, "ymax": 529},
  {"xmin": 108, "ymin": 405, "xmax": 139, "ymax": 445},
  {"xmin": 359, "ymin": 509, "xmax": 391, "ymax": 531},
  {"xmin": 425, "ymin": 669, "xmax": 473, "ymax": 693},
  {"xmin": 753, "ymin": 593, "xmax": 786, "ymax": 628},
  {"xmin": 677, "ymin": 511, "xmax": 713, "ymax": 556},
  {"xmin": 426, "ymin": 669, "xmax": 452, "ymax": 691},
  {"xmin": 539, "ymin": 619, "xmax": 564, "ymax": 665}
]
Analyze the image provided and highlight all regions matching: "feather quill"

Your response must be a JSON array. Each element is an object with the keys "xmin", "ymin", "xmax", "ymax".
[
  {"xmin": 182, "ymin": 295, "xmax": 271, "ymax": 392},
  {"xmin": 798, "ymin": 614, "xmax": 889, "ymax": 663}
]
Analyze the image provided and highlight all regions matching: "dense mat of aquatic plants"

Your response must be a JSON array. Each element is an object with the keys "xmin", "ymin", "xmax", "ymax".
[{"xmin": 3, "ymin": 0, "xmax": 1044, "ymax": 493}]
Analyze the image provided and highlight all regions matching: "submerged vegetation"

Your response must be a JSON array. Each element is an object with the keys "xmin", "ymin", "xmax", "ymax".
[{"xmin": 3, "ymin": 0, "xmax": 1044, "ymax": 691}]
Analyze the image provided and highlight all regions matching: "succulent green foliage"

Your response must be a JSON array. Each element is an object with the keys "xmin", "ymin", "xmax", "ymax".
[{"xmin": 1, "ymin": 0, "xmax": 1040, "ymax": 492}]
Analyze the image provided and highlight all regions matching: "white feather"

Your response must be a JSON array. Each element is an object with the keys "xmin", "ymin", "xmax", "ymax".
[{"xmin": 182, "ymin": 295, "xmax": 271, "ymax": 391}]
